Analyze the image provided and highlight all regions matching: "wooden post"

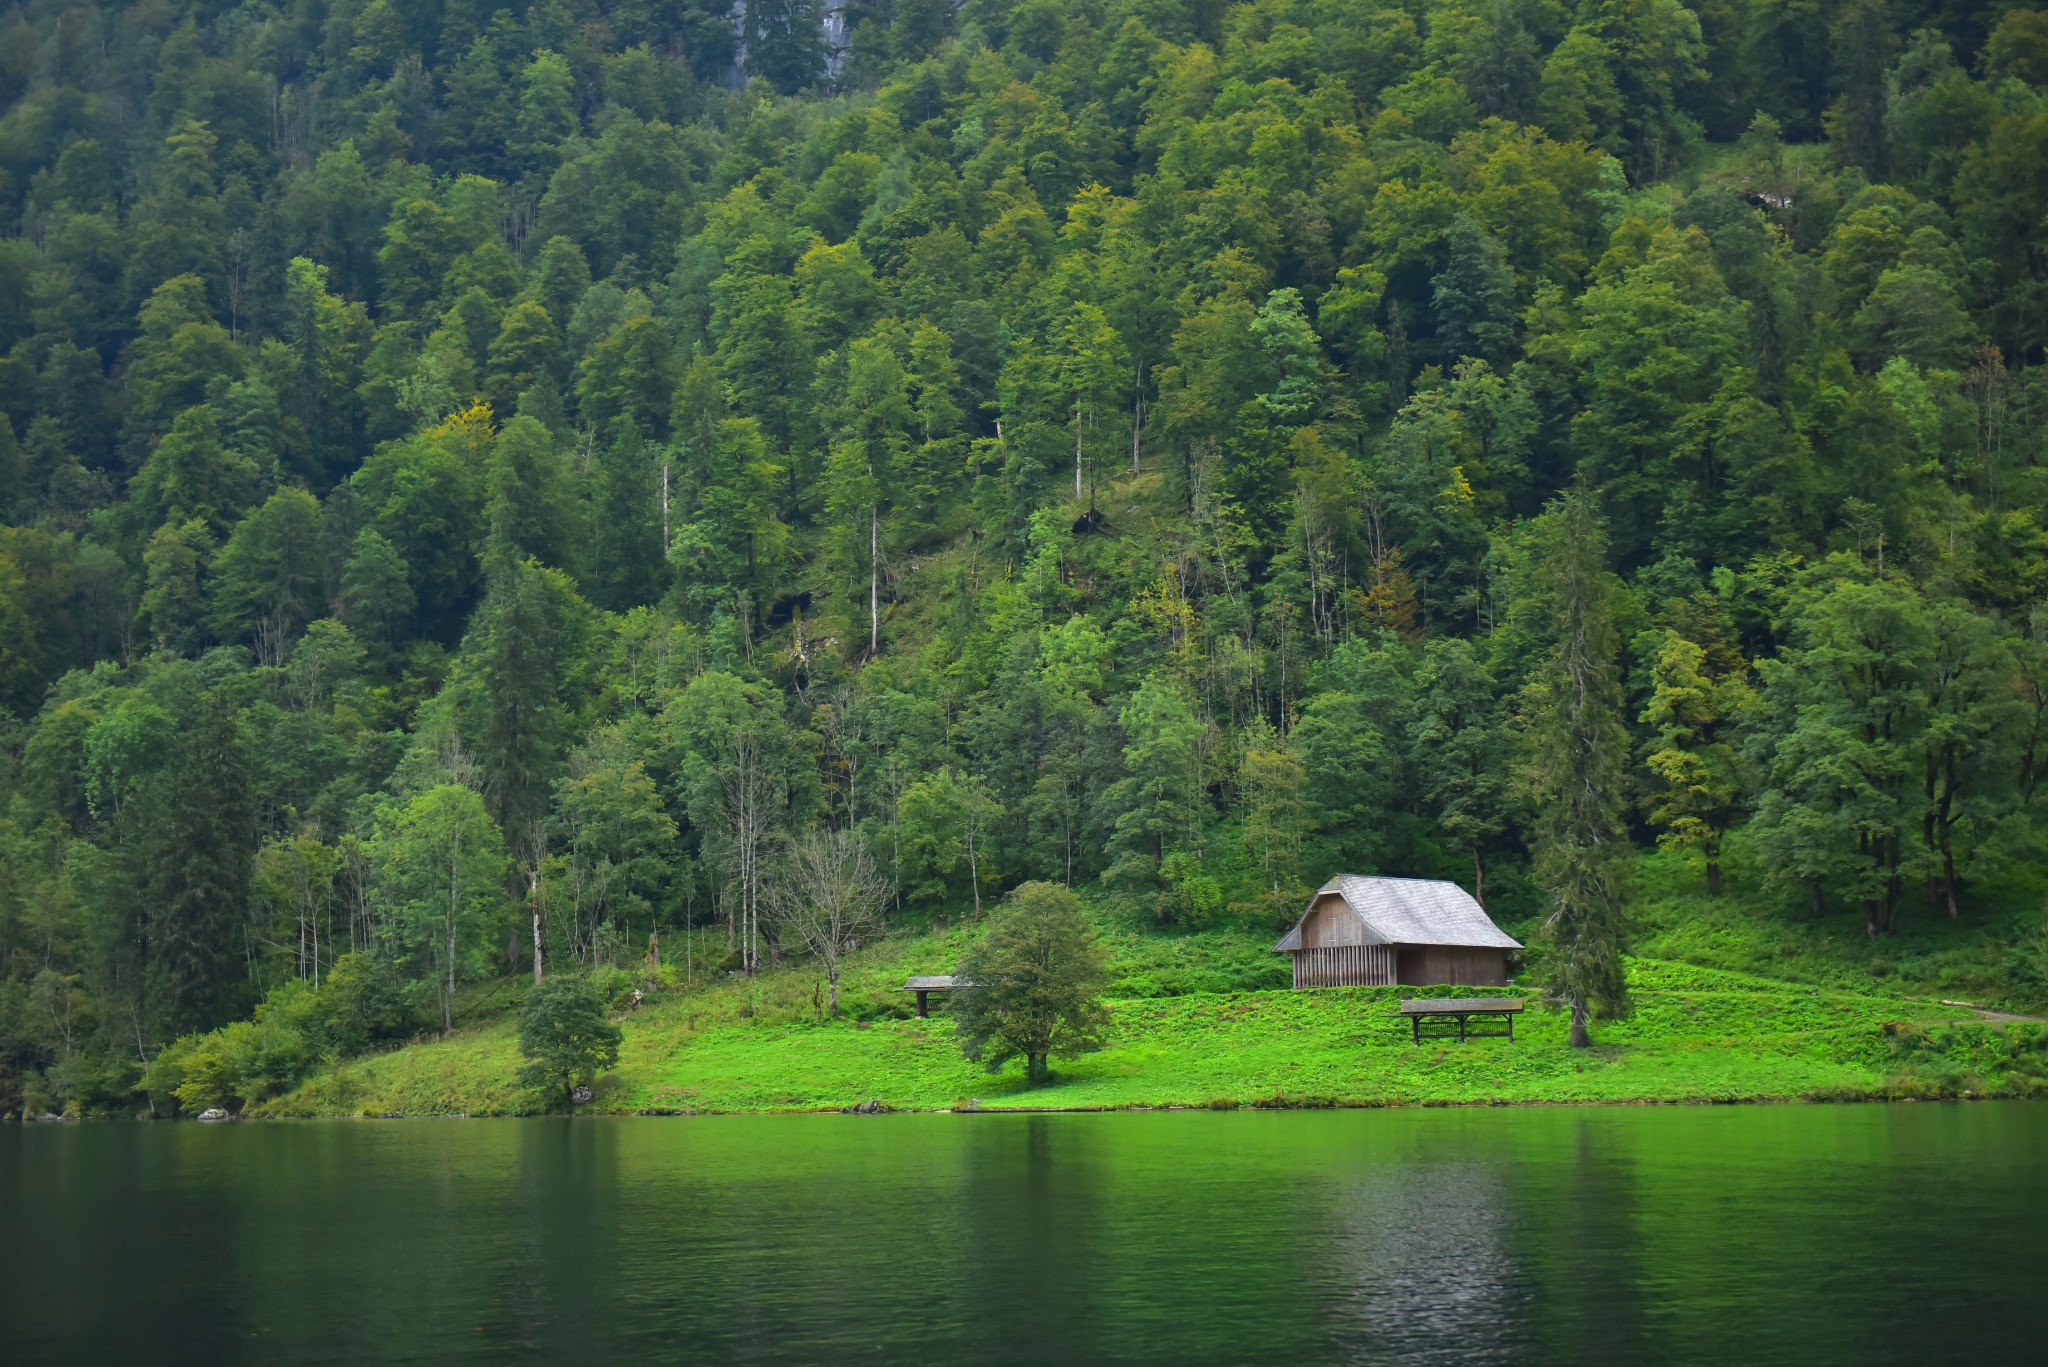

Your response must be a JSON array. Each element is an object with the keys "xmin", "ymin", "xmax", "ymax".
[{"xmin": 916, "ymin": 990, "xmax": 929, "ymax": 1018}]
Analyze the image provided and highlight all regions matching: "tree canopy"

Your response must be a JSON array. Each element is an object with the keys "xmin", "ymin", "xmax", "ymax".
[{"xmin": 3, "ymin": 0, "xmax": 2048, "ymax": 1111}]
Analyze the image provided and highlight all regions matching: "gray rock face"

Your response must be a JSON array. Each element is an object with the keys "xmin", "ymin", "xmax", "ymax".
[
  {"xmin": 571, "ymin": 1085, "xmax": 593, "ymax": 1105},
  {"xmin": 724, "ymin": 0, "xmax": 856, "ymax": 88},
  {"xmin": 196, "ymin": 1108, "xmax": 230, "ymax": 1122}
]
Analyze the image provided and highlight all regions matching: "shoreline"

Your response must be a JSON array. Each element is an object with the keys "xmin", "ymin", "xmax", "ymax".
[
  {"xmin": 37, "ymin": 960, "xmax": 2047, "ymax": 1122},
  {"xmin": 16, "ymin": 1086, "xmax": 2038, "ymax": 1124}
]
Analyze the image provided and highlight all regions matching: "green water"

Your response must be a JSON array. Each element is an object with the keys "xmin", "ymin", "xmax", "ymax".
[{"xmin": 2, "ymin": 1104, "xmax": 2042, "ymax": 1364}]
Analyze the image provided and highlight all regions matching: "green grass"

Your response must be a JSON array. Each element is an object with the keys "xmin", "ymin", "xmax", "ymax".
[
  {"xmin": 1627, "ymin": 843, "xmax": 2048, "ymax": 1011},
  {"xmin": 258, "ymin": 951, "xmax": 2048, "ymax": 1118},
  {"xmin": 255, "ymin": 847, "xmax": 2048, "ymax": 1118}
]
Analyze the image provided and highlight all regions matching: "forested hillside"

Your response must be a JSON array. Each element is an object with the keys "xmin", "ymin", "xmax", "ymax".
[{"xmin": 3, "ymin": 0, "xmax": 2047, "ymax": 1114}]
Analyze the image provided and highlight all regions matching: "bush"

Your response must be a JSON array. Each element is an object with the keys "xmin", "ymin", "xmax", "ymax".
[
  {"xmin": 146, "ymin": 1009, "xmax": 310, "ymax": 1115},
  {"xmin": 586, "ymin": 964, "xmax": 641, "ymax": 1009},
  {"xmin": 319, "ymin": 953, "xmax": 408, "ymax": 1053},
  {"xmin": 1158, "ymin": 853, "xmax": 1225, "ymax": 927},
  {"xmin": 139, "ymin": 959, "xmax": 413, "ymax": 1115}
]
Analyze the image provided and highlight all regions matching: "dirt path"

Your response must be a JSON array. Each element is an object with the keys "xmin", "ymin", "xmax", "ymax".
[{"xmin": 1940, "ymin": 999, "xmax": 2047, "ymax": 1023}]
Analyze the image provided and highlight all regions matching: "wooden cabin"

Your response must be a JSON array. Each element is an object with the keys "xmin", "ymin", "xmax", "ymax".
[{"xmin": 1274, "ymin": 875, "xmax": 1521, "ymax": 989}]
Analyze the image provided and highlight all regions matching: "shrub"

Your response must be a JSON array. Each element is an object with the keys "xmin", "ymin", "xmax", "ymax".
[{"xmin": 585, "ymin": 964, "xmax": 640, "ymax": 1009}]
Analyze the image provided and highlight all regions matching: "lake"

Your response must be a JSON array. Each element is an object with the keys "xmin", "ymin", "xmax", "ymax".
[{"xmin": 2, "ymin": 1103, "xmax": 2042, "ymax": 1364}]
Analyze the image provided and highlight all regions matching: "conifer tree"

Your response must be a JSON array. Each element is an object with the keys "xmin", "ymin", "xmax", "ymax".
[
  {"xmin": 1526, "ymin": 489, "xmax": 1630, "ymax": 1047},
  {"xmin": 141, "ymin": 691, "xmax": 254, "ymax": 1040},
  {"xmin": 340, "ymin": 527, "xmax": 415, "ymax": 653}
]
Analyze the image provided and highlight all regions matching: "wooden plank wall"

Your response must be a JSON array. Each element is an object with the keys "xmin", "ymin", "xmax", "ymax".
[
  {"xmin": 1299, "ymin": 894, "xmax": 1365, "ymax": 947},
  {"xmin": 1291, "ymin": 944, "xmax": 1393, "ymax": 988},
  {"xmin": 1394, "ymin": 947, "xmax": 1508, "ymax": 987}
]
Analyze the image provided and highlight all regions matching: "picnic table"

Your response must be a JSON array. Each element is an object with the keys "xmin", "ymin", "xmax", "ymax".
[
  {"xmin": 901, "ymin": 975, "xmax": 965, "ymax": 1017},
  {"xmin": 1399, "ymin": 997, "xmax": 1523, "ymax": 1044}
]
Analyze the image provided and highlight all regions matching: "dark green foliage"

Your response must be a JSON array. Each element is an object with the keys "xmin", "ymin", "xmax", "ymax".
[
  {"xmin": 340, "ymin": 527, "xmax": 416, "ymax": 652},
  {"xmin": 1431, "ymin": 217, "xmax": 1518, "ymax": 366},
  {"xmin": 953, "ymin": 883, "xmax": 1111, "ymax": 1086},
  {"xmin": 466, "ymin": 560, "xmax": 587, "ymax": 845},
  {"xmin": 1524, "ymin": 491, "xmax": 1631, "ymax": 1046},
  {"xmin": 517, "ymin": 975, "xmax": 623, "ymax": 1108},
  {"xmin": 139, "ymin": 691, "xmax": 256, "ymax": 1042},
  {"xmin": 1, "ymin": 0, "xmax": 2046, "ymax": 1115}
]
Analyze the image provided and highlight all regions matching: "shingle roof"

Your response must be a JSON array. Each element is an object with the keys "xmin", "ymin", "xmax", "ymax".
[{"xmin": 1272, "ymin": 876, "xmax": 1523, "ymax": 952}]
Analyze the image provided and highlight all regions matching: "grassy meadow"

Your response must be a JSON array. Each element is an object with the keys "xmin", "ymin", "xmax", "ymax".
[{"xmin": 260, "ymin": 855, "xmax": 2048, "ymax": 1117}]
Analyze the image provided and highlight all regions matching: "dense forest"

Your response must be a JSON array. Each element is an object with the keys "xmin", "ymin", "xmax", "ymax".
[{"xmin": 2, "ymin": 0, "xmax": 2047, "ymax": 1112}]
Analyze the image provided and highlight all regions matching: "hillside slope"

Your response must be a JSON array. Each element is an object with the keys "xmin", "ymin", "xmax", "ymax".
[{"xmin": 257, "ymin": 944, "xmax": 2048, "ymax": 1117}]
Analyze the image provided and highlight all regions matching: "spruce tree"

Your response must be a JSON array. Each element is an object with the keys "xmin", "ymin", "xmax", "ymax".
[
  {"xmin": 1431, "ymin": 216, "xmax": 1518, "ymax": 365},
  {"xmin": 141, "ymin": 692, "xmax": 255, "ymax": 1041},
  {"xmin": 340, "ymin": 527, "xmax": 415, "ymax": 654},
  {"xmin": 469, "ymin": 559, "xmax": 581, "ymax": 849},
  {"xmin": 1526, "ymin": 489, "xmax": 1630, "ymax": 1047}
]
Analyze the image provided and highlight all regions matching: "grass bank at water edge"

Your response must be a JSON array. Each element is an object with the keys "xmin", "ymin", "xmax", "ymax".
[{"xmin": 260, "ymin": 955, "xmax": 2048, "ymax": 1117}]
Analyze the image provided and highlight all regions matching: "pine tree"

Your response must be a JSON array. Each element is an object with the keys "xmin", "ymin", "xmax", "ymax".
[
  {"xmin": 468, "ymin": 560, "xmax": 584, "ymax": 852},
  {"xmin": 140, "ymin": 692, "xmax": 254, "ymax": 1041},
  {"xmin": 340, "ymin": 527, "xmax": 415, "ymax": 652},
  {"xmin": 1526, "ymin": 489, "xmax": 1630, "ymax": 1047},
  {"xmin": 1432, "ymin": 216, "xmax": 1518, "ymax": 365}
]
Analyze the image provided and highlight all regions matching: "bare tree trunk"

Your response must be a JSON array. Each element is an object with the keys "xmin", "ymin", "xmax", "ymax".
[
  {"xmin": 1569, "ymin": 996, "xmax": 1589, "ymax": 1048},
  {"xmin": 869, "ymin": 505, "xmax": 879, "ymax": 662},
  {"xmin": 1472, "ymin": 847, "xmax": 1486, "ymax": 909},
  {"xmin": 1130, "ymin": 360, "xmax": 1143, "ymax": 473},
  {"xmin": 531, "ymin": 866, "xmax": 544, "ymax": 985},
  {"xmin": 963, "ymin": 783, "xmax": 984, "ymax": 917},
  {"xmin": 445, "ymin": 832, "xmax": 458, "ymax": 1036},
  {"xmin": 1075, "ymin": 401, "xmax": 1084, "ymax": 500}
]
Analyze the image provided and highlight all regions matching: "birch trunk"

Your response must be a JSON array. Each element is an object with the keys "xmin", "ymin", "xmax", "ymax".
[
  {"xmin": 444, "ymin": 829, "xmax": 458, "ymax": 1036},
  {"xmin": 531, "ymin": 867, "xmax": 544, "ymax": 985},
  {"xmin": 1130, "ymin": 360, "xmax": 1143, "ymax": 472}
]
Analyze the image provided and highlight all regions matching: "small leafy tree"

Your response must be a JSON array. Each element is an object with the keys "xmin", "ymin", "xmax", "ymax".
[
  {"xmin": 518, "ymin": 976, "xmax": 622, "ymax": 1109},
  {"xmin": 952, "ymin": 882, "xmax": 1109, "ymax": 1086},
  {"xmin": 1639, "ymin": 628, "xmax": 1753, "ymax": 895},
  {"xmin": 372, "ymin": 784, "xmax": 506, "ymax": 1035}
]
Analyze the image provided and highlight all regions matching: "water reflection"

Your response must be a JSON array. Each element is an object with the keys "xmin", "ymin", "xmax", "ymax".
[
  {"xmin": 2, "ymin": 1105, "xmax": 2044, "ymax": 1365},
  {"xmin": 1327, "ymin": 1160, "xmax": 1528, "ymax": 1365}
]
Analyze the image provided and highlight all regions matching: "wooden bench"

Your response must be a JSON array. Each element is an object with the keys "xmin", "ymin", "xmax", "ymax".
[
  {"xmin": 901, "ymin": 976, "xmax": 965, "ymax": 1018},
  {"xmin": 1399, "ymin": 997, "xmax": 1523, "ymax": 1044}
]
